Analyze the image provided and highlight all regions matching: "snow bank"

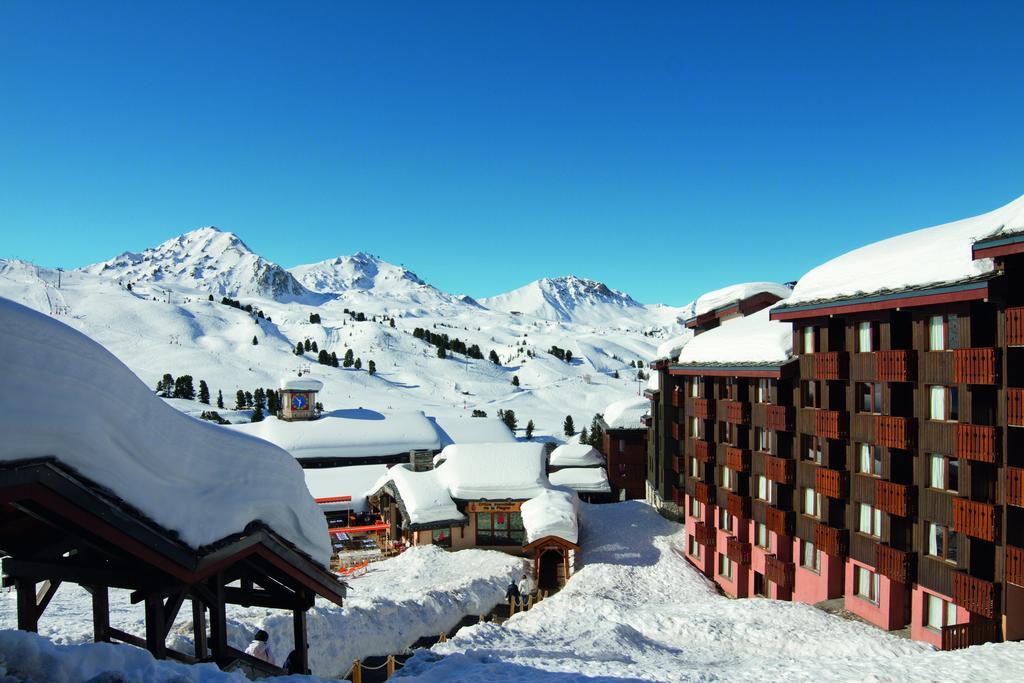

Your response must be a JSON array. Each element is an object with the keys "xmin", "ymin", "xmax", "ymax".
[
  {"xmin": 548, "ymin": 467, "xmax": 611, "ymax": 494},
  {"xmin": 693, "ymin": 281, "xmax": 791, "ymax": 317},
  {"xmin": 0, "ymin": 297, "xmax": 331, "ymax": 565},
  {"xmin": 549, "ymin": 444, "xmax": 604, "ymax": 468},
  {"xmin": 677, "ymin": 307, "xmax": 792, "ymax": 365},
  {"xmin": 787, "ymin": 195, "xmax": 1024, "ymax": 306},
  {"xmin": 519, "ymin": 489, "xmax": 579, "ymax": 544},
  {"xmin": 602, "ymin": 396, "xmax": 648, "ymax": 430}
]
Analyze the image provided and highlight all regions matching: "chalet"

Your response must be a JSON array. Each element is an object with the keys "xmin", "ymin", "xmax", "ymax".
[
  {"xmin": 547, "ymin": 444, "xmax": 613, "ymax": 503},
  {"xmin": 600, "ymin": 396, "xmax": 653, "ymax": 500}
]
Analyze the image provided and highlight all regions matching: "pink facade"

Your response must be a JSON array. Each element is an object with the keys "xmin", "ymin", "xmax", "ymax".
[
  {"xmin": 713, "ymin": 515, "xmax": 748, "ymax": 598},
  {"xmin": 790, "ymin": 539, "xmax": 843, "ymax": 605},
  {"xmin": 910, "ymin": 586, "xmax": 973, "ymax": 648},
  {"xmin": 683, "ymin": 495, "xmax": 714, "ymax": 576},
  {"xmin": 843, "ymin": 559, "xmax": 908, "ymax": 631}
]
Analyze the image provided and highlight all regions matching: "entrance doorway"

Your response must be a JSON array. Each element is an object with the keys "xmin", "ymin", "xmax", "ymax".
[
  {"xmin": 538, "ymin": 549, "xmax": 564, "ymax": 590},
  {"xmin": 754, "ymin": 572, "xmax": 766, "ymax": 597}
]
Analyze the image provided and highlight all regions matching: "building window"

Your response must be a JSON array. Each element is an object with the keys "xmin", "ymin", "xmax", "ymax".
[
  {"xmin": 800, "ymin": 540, "xmax": 820, "ymax": 573},
  {"xmin": 431, "ymin": 528, "xmax": 452, "ymax": 548},
  {"xmin": 754, "ymin": 427, "xmax": 772, "ymax": 454},
  {"xmin": 475, "ymin": 511, "xmax": 525, "ymax": 546},
  {"xmin": 689, "ymin": 416, "xmax": 699, "ymax": 439},
  {"xmin": 688, "ymin": 533, "xmax": 701, "ymax": 559},
  {"xmin": 718, "ymin": 507, "xmax": 733, "ymax": 532},
  {"xmin": 928, "ymin": 454, "xmax": 959, "ymax": 493},
  {"xmin": 755, "ymin": 522, "xmax": 771, "ymax": 549},
  {"xmin": 929, "ymin": 386, "xmax": 959, "ymax": 422},
  {"xmin": 855, "ymin": 565, "xmax": 881, "ymax": 605},
  {"xmin": 857, "ymin": 321, "xmax": 878, "ymax": 352},
  {"xmin": 718, "ymin": 553, "xmax": 734, "ymax": 580},
  {"xmin": 924, "ymin": 593, "xmax": 958, "ymax": 631},
  {"xmin": 803, "ymin": 436, "xmax": 824, "ymax": 464},
  {"xmin": 689, "ymin": 456, "xmax": 700, "ymax": 478},
  {"xmin": 721, "ymin": 466, "xmax": 734, "ymax": 490},
  {"xmin": 857, "ymin": 443, "xmax": 883, "ymax": 477},
  {"xmin": 803, "ymin": 380, "xmax": 821, "ymax": 409},
  {"xmin": 757, "ymin": 379, "xmax": 773, "ymax": 404},
  {"xmin": 688, "ymin": 497, "xmax": 702, "ymax": 518},
  {"xmin": 803, "ymin": 487, "xmax": 822, "ymax": 519},
  {"xmin": 723, "ymin": 377, "xmax": 738, "ymax": 400},
  {"xmin": 858, "ymin": 503, "xmax": 883, "ymax": 538},
  {"xmin": 803, "ymin": 326, "xmax": 817, "ymax": 354},
  {"xmin": 856, "ymin": 382, "xmax": 883, "ymax": 414},
  {"xmin": 756, "ymin": 475, "xmax": 776, "ymax": 504},
  {"xmin": 927, "ymin": 522, "xmax": 958, "ymax": 563},
  {"xmin": 928, "ymin": 314, "xmax": 960, "ymax": 351},
  {"xmin": 690, "ymin": 378, "xmax": 700, "ymax": 397}
]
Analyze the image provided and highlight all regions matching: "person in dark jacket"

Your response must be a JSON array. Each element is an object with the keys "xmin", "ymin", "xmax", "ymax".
[
  {"xmin": 505, "ymin": 580, "xmax": 521, "ymax": 606},
  {"xmin": 284, "ymin": 646, "xmax": 307, "ymax": 675}
]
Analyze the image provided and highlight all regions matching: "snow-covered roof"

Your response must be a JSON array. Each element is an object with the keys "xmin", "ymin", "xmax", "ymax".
[
  {"xmin": 693, "ymin": 282, "xmax": 792, "ymax": 318},
  {"xmin": 228, "ymin": 408, "xmax": 441, "ymax": 460},
  {"xmin": 602, "ymin": 396, "xmax": 649, "ymax": 430},
  {"xmin": 429, "ymin": 415, "xmax": 516, "ymax": 447},
  {"xmin": 303, "ymin": 463, "xmax": 388, "ymax": 512},
  {"xmin": 549, "ymin": 444, "xmax": 605, "ymax": 468},
  {"xmin": 654, "ymin": 332, "xmax": 693, "ymax": 362},
  {"xmin": 280, "ymin": 376, "xmax": 324, "ymax": 392},
  {"xmin": 0, "ymin": 296, "xmax": 331, "ymax": 565},
  {"xmin": 520, "ymin": 488, "xmax": 580, "ymax": 544},
  {"xmin": 676, "ymin": 307, "xmax": 792, "ymax": 366},
  {"xmin": 785, "ymin": 195, "xmax": 1024, "ymax": 307},
  {"xmin": 548, "ymin": 467, "xmax": 611, "ymax": 494},
  {"xmin": 388, "ymin": 466, "xmax": 466, "ymax": 526}
]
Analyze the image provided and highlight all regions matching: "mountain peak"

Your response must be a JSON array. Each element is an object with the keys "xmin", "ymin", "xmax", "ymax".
[
  {"xmin": 289, "ymin": 253, "xmax": 428, "ymax": 294},
  {"xmin": 481, "ymin": 275, "xmax": 644, "ymax": 323}
]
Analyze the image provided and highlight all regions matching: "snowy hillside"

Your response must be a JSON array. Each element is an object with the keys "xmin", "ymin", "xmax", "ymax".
[{"xmin": 482, "ymin": 275, "xmax": 659, "ymax": 325}]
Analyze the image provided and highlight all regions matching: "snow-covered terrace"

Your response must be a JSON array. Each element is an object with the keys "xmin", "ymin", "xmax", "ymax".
[
  {"xmin": 673, "ymin": 307, "xmax": 794, "ymax": 370},
  {"xmin": 548, "ymin": 443, "xmax": 604, "ymax": 468},
  {"xmin": 602, "ymin": 396, "xmax": 650, "ymax": 430}
]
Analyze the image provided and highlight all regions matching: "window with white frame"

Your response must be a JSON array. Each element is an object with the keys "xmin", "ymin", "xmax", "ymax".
[
  {"xmin": 718, "ymin": 507, "xmax": 733, "ymax": 532},
  {"xmin": 927, "ymin": 522, "xmax": 958, "ymax": 563},
  {"xmin": 855, "ymin": 565, "xmax": 881, "ymax": 604},
  {"xmin": 928, "ymin": 454, "xmax": 959, "ymax": 493},
  {"xmin": 803, "ymin": 487, "xmax": 822, "ymax": 519},
  {"xmin": 689, "ymin": 455, "xmax": 700, "ymax": 478},
  {"xmin": 721, "ymin": 465, "xmax": 734, "ymax": 489},
  {"xmin": 800, "ymin": 540, "xmax": 820, "ymax": 573},
  {"xmin": 690, "ymin": 378, "xmax": 700, "ymax": 397},
  {"xmin": 803, "ymin": 326, "xmax": 816, "ymax": 354},
  {"xmin": 755, "ymin": 522, "xmax": 771, "ymax": 549},
  {"xmin": 857, "ymin": 443, "xmax": 883, "ymax": 477},
  {"xmin": 689, "ymin": 416, "xmax": 699, "ymax": 439},
  {"xmin": 858, "ymin": 503, "xmax": 882, "ymax": 538},
  {"xmin": 688, "ymin": 496, "xmax": 702, "ymax": 518},
  {"xmin": 757, "ymin": 378, "xmax": 773, "ymax": 404},
  {"xmin": 756, "ymin": 475, "xmax": 776, "ymax": 504},
  {"xmin": 754, "ymin": 427, "xmax": 771, "ymax": 453},
  {"xmin": 929, "ymin": 385, "xmax": 959, "ymax": 421},
  {"xmin": 718, "ymin": 552, "xmax": 733, "ymax": 580},
  {"xmin": 688, "ymin": 533, "xmax": 701, "ymax": 559},
  {"xmin": 803, "ymin": 380, "xmax": 820, "ymax": 408},
  {"xmin": 924, "ymin": 593, "xmax": 958, "ymax": 631},
  {"xmin": 928, "ymin": 314, "xmax": 960, "ymax": 351},
  {"xmin": 803, "ymin": 435, "xmax": 824, "ymax": 464},
  {"xmin": 857, "ymin": 321, "xmax": 876, "ymax": 352},
  {"xmin": 856, "ymin": 382, "xmax": 883, "ymax": 414}
]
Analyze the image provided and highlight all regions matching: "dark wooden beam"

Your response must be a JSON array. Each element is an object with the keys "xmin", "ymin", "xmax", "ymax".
[
  {"xmin": 91, "ymin": 584, "xmax": 110, "ymax": 642},
  {"xmin": 35, "ymin": 579, "xmax": 61, "ymax": 618},
  {"xmin": 223, "ymin": 586, "xmax": 301, "ymax": 610},
  {"xmin": 3, "ymin": 557, "xmax": 150, "ymax": 590},
  {"xmin": 162, "ymin": 590, "xmax": 187, "ymax": 635},
  {"xmin": 207, "ymin": 575, "xmax": 228, "ymax": 665},
  {"xmin": 16, "ymin": 579, "xmax": 37, "ymax": 632},
  {"xmin": 144, "ymin": 595, "xmax": 167, "ymax": 658},
  {"xmin": 191, "ymin": 598, "xmax": 207, "ymax": 660},
  {"xmin": 292, "ymin": 600, "xmax": 309, "ymax": 675},
  {"xmin": 108, "ymin": 626, "xmax": 146, "ymax": 649}
]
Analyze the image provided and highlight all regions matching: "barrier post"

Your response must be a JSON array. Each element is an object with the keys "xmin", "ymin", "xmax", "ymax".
[
  {"xmin": 386, "ymin": 655, "xmax": 396, "ymax": 678},
  {"xmin": 439, "ymin": 632, "xmax": 447, "ymax": 643},
  {"xmin": 352, "ymin": 660, "xmax": 362, "ymax": 683}
]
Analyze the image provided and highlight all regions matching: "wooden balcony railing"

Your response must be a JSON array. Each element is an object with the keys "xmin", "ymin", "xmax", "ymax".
[
  {"xmin": 726, "ymin": 492, "xmax": 751, "ymax": 520},
  {"xmin": 876, "ymin": 350, "xmax": 914, "ymax": 382},
  {"xmin": 694, "ymin": 398, "xmax": 714, "ymax": 420},
  {"xmin": 1008, "ymin": 307, "xmax": 1024, "ymax": 347},
  {"xmin": 672, "ymin": 485, "xmax": 685, "ymax": 506},
  {"xmin": 693, "ymin": 521, "xmax": 716, "ymax": 548},
  {"xmin": 876, "ymin": 415, "xmax": 915, "ymax": 450},
  {"xmin": 671, "ymin": 422, "xmax": 682, "ymax": 441},
  {"xmin": 875, "ymin": 480, "xmax": 915, "ymax": 517},
  {"xmin": 765, "ymin": 404, "xmax": 793, "ymax": 432},
  {"xmin": 726, "ymin": 536, "xmax": 751, "ymax": 566},
  {"xmin": 641, "ymin": 414, "xmax": 653, "ymax": 428},
  {"xmin": 1007, "ymin": 545, "xmax": 1024, "ymax": 587},
  {"xmin": 764, "ymin": 454, "xmax": 795, "ymax": 485},
  {"xmin": 694, "ymin": 439, "xmax": 712, "ymax": 463},
  {"xmin": 952, "ymin": 571, "xmax": 999, "ymax": 619},
  {"xmin": 671, "ymin": 389, "xmax": 683, "ymax": 408},
  {"xmin": 814, "ymin": 523, "xmax": 848, "ymax": 558},
  {"xmin": 765, "ymin": 555, "xmax": 795, "ymax": 589},
  {"xmin": 815, "ymin": 467, "xmax": 849, "ymax": 500},
  {"xmin": 694, "ymin": 481, "xmax": 715, "ymax": 506},
  {"xmin": 813, "ymin": 352, "xmax": 848, "ymax": 380},
  {"xmin": 721, "ymin": 400, "xmax": 750, "ymax": 425},
  {"xmin": 952, "ymin": 498, "xmax": 999, "ymax": 542},
  {"xmin": 875, "ymin": 544, "xmax": 915, "ymax": 584},
  {"xmin": 766, "ymin": 506, "xmax": 794, "ymax": 537},
  {"xmin": 726, "ymin": 446, "xmax": 750, "ymax": 473},
  {"xmin": 953, "ymin": 348, "xmax": 998, "ymax": 385},
  {"xmin": 956, "ymin": 423, "xmax": 999, "ymax": 464},
  {"xmin": 814, "ymin": 409, "xmax": 848, "ymax": 440},
  {"xmin": 1010, "ymin": 388, "xmax": 1024, "ymax": 427},
  {"xmin": 941, "ymin": 621, "xmax": 1001, "ymax": 651},
  {"xmin": 671, "ymin": 456, "xmax": 685, "ymax": 474},
  {"xmin": 1008, "ymin": 467, "xmax": 1024, "ymax": 508}
]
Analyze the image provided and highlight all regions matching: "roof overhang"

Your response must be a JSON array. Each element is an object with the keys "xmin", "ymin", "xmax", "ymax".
[
  {"xmin": 522, "ymin": 534, "xmax": 580, "ymax": 553},
  {"xmin": 668, "ymin": 357, "xmax": 796, "ymax": 379},
  {"xmin": 973, "ymin": 232, "xmax": 1024, "ymax": 260},
  {"xmin": 769, "ymin": 279, "xmax": 992, "ymax": 322}
]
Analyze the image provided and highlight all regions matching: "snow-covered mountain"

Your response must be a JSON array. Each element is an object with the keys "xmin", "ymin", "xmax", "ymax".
[
  {"xmin": 480, "ymin": 275, "xmax": 649, "ymax": 324},
  {"xmin": 80, "ymin": 227, "xmax": 312, "ymax": 302}
]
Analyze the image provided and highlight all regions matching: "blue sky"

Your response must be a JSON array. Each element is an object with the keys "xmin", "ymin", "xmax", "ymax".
[{"xmin": 2, "ymin": 2, "xmax": 1023, "ymax": 305}]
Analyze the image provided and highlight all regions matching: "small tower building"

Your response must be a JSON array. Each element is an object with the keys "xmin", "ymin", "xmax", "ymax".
[{"xmin": 279, "ymin": 376, "xmax": 323, "ymax": 421}]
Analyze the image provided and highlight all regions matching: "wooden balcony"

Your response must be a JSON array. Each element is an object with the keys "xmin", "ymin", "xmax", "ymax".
[
  {"xmin": 672, "ymin": 485, "xmax": 686, "ymax": 506},
  {"xmin": 1010, "ymin": 388, "xmax": 1024, "ymax": 427},
  {"xmin": 671, "ymin": 389, "xmax": 682, "ymax": 408},
  {"xmin": 1008, "ymin": 307, "xmax": 1024, "ymax": 347},
  {"xmin": 956, "ymin": 423, "xmax": 999, "ymax": 464},
  {"xmin": 765, "ymin": 555, "xmax": 795, "ymax": 589},
  {"xmin": 765, "ymin": 404, "xmax": 793, "ymax": 432},
  {"xmin": 725, "ymin": 446, "xmax": 750, "ymax": 473},
  {"xmin": 1007, "ymin": 545, "xmax": 1024, "ymax": 587},
  {"xmin": 814, "ymin": 523, "xmax": 848, "ymax": 558},
  {"xmin": 815, "ymin": 467, "xmax": 849, "ymax": 500},
  {"xmin": 941, "ymin": 621, "xmax": 1001, "ymax": 651},
  {"xmin": 813, "ymin": 352, "xmax": 848, "ymax": 380},
  {"xmin": 693, "ymin": 521, "xmax": 716, "ymax": 548},
  {"xmin": 952, "ymin": 571, "xmax": 999, "ymax": 619},
  {"xmin": 875, "ymin": 479, "xmax": 915, "ymax": 517},
  {"xmin": 1008, "ymin": 467, "xmax": 1024, "ymax": 507},
  {"xmin": 671, "ymin": 456, "xmax": 685, "ymax": 474},
  {"xmin": 641, "ymin": 414, "xmax": 652, "ymax": 428},
  {"xmin": 814, "ymin": 409, "xmax": 848, "ymax": 440},
  {"xmin": 764, "ymin": 454, "xmax": 795, "ymax": 485},
  {"xmin": 876, "ymin": 415, "xmax": 915, "ymax": 450},
  {"xmin": 726, "ymin": 492, "xmax": 751, "ymax": 520},
  {"xmin": 726, "ymin": 536, "xmax": 751, "ymax": 566},
  {"xmin": 952, "ymin": 498, "xmax": 999, "ymax": 542},
  {"xmin": 953, "ymin": 348, "xmax": 998, "ymax": 385},
  {"xmin": 876, "ymin": 350, "xmax": 914, "ymax": 382},
  {"xmin": 694, "ymin": 481, "xmax": 715, "ymax": 506},
  {"xmin": 721, "ymin": 400, "xmax": 750, "ymax": 425},
  {"xmin": 694, "ymin": 397, "xmax": 714, "ymax": 420},
  {"xmin": 765, "ymin": 506, "xmax": 794, "ymax": 537},
  {"xmin": 875, "ymin": 544, "xmax": 915, "ymax": 584},
  {"xmin": 693, "ymin": 439, "xmax": 712, "ymax": 463}
]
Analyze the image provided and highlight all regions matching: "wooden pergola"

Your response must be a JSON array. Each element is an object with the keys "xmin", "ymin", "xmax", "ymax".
[
  {"xmin": 0, "ymin": 458, "xmax": 347, "ymax": 677},
  {"xmin": 523, "ymin": 535, "xmax": 580, "ymax": 590}
]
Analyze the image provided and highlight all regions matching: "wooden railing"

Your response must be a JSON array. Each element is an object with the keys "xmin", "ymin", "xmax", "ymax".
[
  {"xmin": 956, "ymin": 423, "xmax": 999, "ymax": 464},
  {"xmin": 1008, "ymin": 467, "xmax": 1024, "ymax": 507},
  {"xmin": 1008, "ymin": 307, "xmax": 1024, "ymax": 346},
  {"xmin": 876, "ymin": 415, "xmax": 915, "ymax": 450},
  {"xmin": 694, "ymin": 439, "xmax": 712, "ymax": 463},
  {"xmin": 875, "ymin": 544, "xmax": 915, "ymax": 583},
  {"xmin": 726, "ymin": 446, "xmax": 750, "ymax": 473},
  {"xmin": 813, "ymin": 352, "xmax": 847, "ymax": 380},
  {"xmin": 1010, "ymin": 388, "xmax": 1024, "ymax": 427},
  {"xmin": 941, "ymin": 621, "xmax": 1001, "ymax": 651},
  {"xmin": 694, "ymin": 398, "xmax": 714, "ymax": 420},
  {"xmin": 671, "ymin": 422, "xmax": 682, "ymax": 441},
  {"xmin": 671, "ymin": 389, "xmax": 683, "ymax": 408},
  {"xmin": 815, "ymin": 467, "xmax": 849, "ymax": 500},
  {"xmin": 764, "ymin": 454, "xmax": 794, "ymax": 484},
  {"xmin": 766, "ymin": 506, "xmax": 794, "ymax": 537},
  {"xmin": 1007, "ymin": 545, "xmax": 1024, "ymax": 587},
  {"xmin": 726, "ymin": 492, "xmax": 751, "ymax": 520},
  {"xmin": 814, "ymin": 409, "xmax": 848, "ymax": 440},
  {"xmin": 814, "ymin": 523, "xmax": 848, "ymax": 558},
  {"xmin": 875, "ymin": 480, "xmax": 914, "ymax": 517},
  {"xmin": 693, "ymin": 521, "xmax": 716, "ymax": 548},
  {"xmin": 726, "ymin": 536, "xmax": 751, "ymax": 566},
  {"xmin": 952, "ymin": 498, "xmax": 999, "ymax": 542},
  {"xmin": 694, "ymin": 481, "xmax": 715, "ymax": 505},
  {"xmin": 876, "ymin": 350, "xmax": 914, "ymax": 382},
  {"xmin": 765, "ymin": 555, "xmax": 795, "ymax": 589},
  {"xmin": 765, "ymin": 404, "xmax": 792, "ymax": 432},
  {"xmin": 953, "ymin": 348, "xmax": 998, "ymax": 385},
  {"xmin": 721, "ymin": 400, "xmax": 750, "ymax": 425},
  {"xmin": 672, "ymin": 486, "xmax": 686, "ymax": 506},
  {"xmin": 952, "ymin": 571, "xmax": 999, "ymax": 619}
]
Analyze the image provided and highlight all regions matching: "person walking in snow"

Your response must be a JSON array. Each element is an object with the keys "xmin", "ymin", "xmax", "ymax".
[
  {"xmin": 244, "ymin": 629, "xmax": 274, "ymax": 666},
  {"xmin": 517, "ymin": 573, "xmax": 534, "ymax": 605},
  {"xmin": 505, "ymin": 580, "xmax": 521, "ymax": 608}
]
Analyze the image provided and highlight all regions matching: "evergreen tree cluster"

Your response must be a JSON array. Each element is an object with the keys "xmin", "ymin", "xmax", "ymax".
[
  {"xmin": 342, "ymin": 308, "xmax": 367, "ymax": 322},
  {"xmin": 219, "ymin": 296, "xmax": 271, "ymax": 322},
  {"xmin": 309, "ymin": 312, "xmax": 322, "ymax": 324},
  {"xmin": 231, "ymin": 385, "xmax": 284, "ymax": 422},
  {"xmin": 497, "ymin": 408, "xmax": 518, "ymax": 432},
  {"xmin": 548, "ymin": 345, "xmax": 573, "ymax": 363},
  {"xmin": 586, "ymin": 414, "xmax": 605, "ymax": 451},
  {"xmin": 156, "ymin": 373, "xmax": 198, "ymax": 400},
  {"xmin": 411, "ymin": 327, "xmax": 483, "ymax": 359},
  {"xmin": 471, "ymin": 409, "xmax": 487, "ymax": 417}
]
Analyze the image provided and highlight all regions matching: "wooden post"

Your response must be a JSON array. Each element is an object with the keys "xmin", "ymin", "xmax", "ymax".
[
  {"xmin": 386, "ymin": 654, "xmax": 396, "ymax": 678},
  {"xmin": 16, "ymin": 579, "xmax": 37, "ymax": 632},
  {"xmin": 207, "ymin": 577, "xmax": 228, "ymax": 664},
  {"xmin": 293, "ymin": 604, "xmax": 309, "ymax": 675},
  {"xmin": 439, "ymin": 632, "xmax": 447, "ymax": 643},
  {"xmin": 191, "ymin": 597, "xmax": 207, "ymax": 660},
  {"xmin": 92, "ymin": 585, "xmax": 110, "ymax": 642},
  {"xmin": 144, "ymin": 595, "xmax": 167, "ymax": 658},
  {"xmin": 352, "ymin": 660, "xmax": 362, "ymax": 683}
]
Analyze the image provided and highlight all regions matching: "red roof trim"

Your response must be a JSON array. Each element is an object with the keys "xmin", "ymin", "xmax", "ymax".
[
  {"xmin": 669, "ymin": 367, "xmax": 782, "ymax": 379},
  {"xmin": 770, "ymin": 285, "xmax": 988, "ymax": 321},
  {"xmin": 973, "ymin": 242, "xmax": 1024, "ymax": 259}
]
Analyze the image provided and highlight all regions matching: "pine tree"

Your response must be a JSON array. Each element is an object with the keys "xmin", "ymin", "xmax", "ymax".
[
  {"xmin": 368, "ymin": 360, "xmax": 376, "ymax": 375},
  {"xmin": 159, "ymin": 373, "xmax": 175, "ymax": 398},
  {"xmin": 252, "ymin": 335, "xmax": 258, "ymax": 345},
  {"xmin": 318, "ymin": 349, "xmax": 330, "ymax": 365},
  {"xmin": 217, "ymin": 390, "xmax": 224, "ymax": 409},
  {"xmin": 253, "ymin": 387, "xmax": 266, "ymax": 409},
  {"xmin": 565, "ymin": 350, "xmax": 573, "ymax": 363},
  {"xmin": 501, "ymin": 409, "xmax": 518, "ymax": 432},
  {"xmin": 589, "ymin": 414, "xmax": 605, "ymax": 451},
  {"xmin": 512, "ymin": 375, "xmax": 520, "ymax": 387},
  {"xmin": 251, "ymin": 403, "xmax": 264, "ymax": 423},
  {"xmin": 613, "ymin": 370, "xmax": 620, "ymax": 379},
  {"xmin": 267, "ymin": 389, "xmax": 279, "ymax": 415},
  {"xmin": 579, "ymin": 427, "xmax": 589, "ymax": 444},
  {"xmin": 489, "ymin": 349, "xmax": 500, "ymax": 364},
  {"xmin": 343, "ymin": 349, "xmax": 355, "ymax": 367},
  {"xmin": 563, "ymin": 415, "xmax": 575, "ymax": 437},
  {"xmin": 198, "ymin": 380, "xmax": 211, "ymax": 405},
  {"xmin": 304, "ymin": 339, "xmax": 312, "ymax": 352},
  {"xmin": 244, "ymin": 391, "xmax": 253, "ymax": 408},
  {"xmin": 525, "ymin": 419, "xmax": 535, "ymax": 440},
  {"xmin": 295, "ymin": 341, "xmax": 304, "ymax": 355},
  {"xmin": 311, "ymin": 341, "xmax": 318, "ymax": 352},
  {"xmin": 173, "ymin": 375, "xmax": 195, "ymax": 400},
  {"xmin": 235, "ymin": 389, "xmax": 245, "ymax": 410},
  {"xmin": 390, "ymin": 319, "xmax": 396, "ymax": 328},
  {"xmin": 331, "ymin": 351, "xmax": 339, "ymax": 367},
  {"xmin": 437, "ymin": 346, "xmax": 446, "ymax": 359},
  {"xmin": 354, "ymin": 357, "xmax": 362, "ymax": 370}
]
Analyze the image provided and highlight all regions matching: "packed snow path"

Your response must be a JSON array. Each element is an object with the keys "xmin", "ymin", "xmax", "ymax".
[{"xmin": 397, "ymin": 502, "xmax": 1024, "ymax": 682}]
